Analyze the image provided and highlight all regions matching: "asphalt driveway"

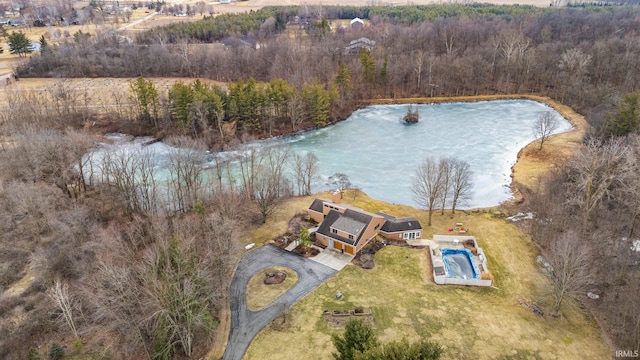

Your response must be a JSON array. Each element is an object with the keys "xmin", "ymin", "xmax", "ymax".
[{"xmin": 221, "ymin": 245, "xmax": 337, "ymax": 360}]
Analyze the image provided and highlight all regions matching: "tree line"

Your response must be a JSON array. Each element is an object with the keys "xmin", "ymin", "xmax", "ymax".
[
  {"xmin": 528, "ymin": 134, "xmax": 640, "ymax": 348},
  {"xmin": 126, "ymin": 77, "xmax": 334, "ymax": 148},
  {"xmin": 16, "ymin": 6, "xmax": 640, "ymax": 131},
  {"xmin": 0, "ymin": 120, "xmax": 328, "ymax": 358}
]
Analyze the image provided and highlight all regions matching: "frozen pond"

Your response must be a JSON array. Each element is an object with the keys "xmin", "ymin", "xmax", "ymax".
[
  {"xmin": 284, "ymin": 100, "xmax": 571, "ymax": 208},
  {"xmin": 87, "ymin": 100, "xmax": 572, "ymax": 209}
]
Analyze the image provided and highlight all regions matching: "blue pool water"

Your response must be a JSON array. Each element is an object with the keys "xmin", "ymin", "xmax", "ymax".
[{"xmin": 441, "ymin": 248, "xmax": 480, "ymax": 279}]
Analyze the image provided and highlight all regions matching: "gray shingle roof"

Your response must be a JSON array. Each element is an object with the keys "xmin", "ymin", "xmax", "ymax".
[
  {"xmin": 343, "ymin": 209, "xmax": 374, "ymax": 225},
  {"xmin": 309, "ymin": 198, "xmax": 326, "ymax": 213},
  {"xmin": 377, "ymin": 212, "xmax": 422, "ymax": 233},
  {"xmin": 331, "ymin": 216, "xmax": 366, "ymax": 235},
  {"xmin": 317, "ymin": 210, "xmax": 357, "ymax": 245}
]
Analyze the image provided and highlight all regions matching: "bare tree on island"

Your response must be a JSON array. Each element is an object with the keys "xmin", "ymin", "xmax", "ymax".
[
  {"xmin": 533, "ymin": 110, "xmax": 559, "ymax": 150},
  {"xmin": 412, "ymin": 157, "xmax": 444, "ymax": 227}
]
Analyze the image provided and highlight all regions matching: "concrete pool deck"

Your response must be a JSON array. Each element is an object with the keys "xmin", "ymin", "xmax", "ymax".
[{"xmin": 428, "ymin": 235, "xmax": 493, "ymax": 287}]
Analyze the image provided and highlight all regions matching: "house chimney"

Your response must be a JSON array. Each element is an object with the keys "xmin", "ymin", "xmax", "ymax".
[{"xmin": 332, "ymin": 190, "xmax": 341, "ymax": 204}]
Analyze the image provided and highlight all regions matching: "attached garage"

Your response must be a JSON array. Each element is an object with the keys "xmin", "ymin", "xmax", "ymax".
[
  {"xmin": 334, "ymin": 242, "xmax": 343, "ymax": 251},
  {"xmin": 345, "ymin": 245, "xmax": 355, "ymax": 255}
]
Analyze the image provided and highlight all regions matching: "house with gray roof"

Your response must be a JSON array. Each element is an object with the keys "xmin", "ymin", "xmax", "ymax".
[{"xmin": 308, "ymin": 194, "xmax": 422, "ymax": 255}]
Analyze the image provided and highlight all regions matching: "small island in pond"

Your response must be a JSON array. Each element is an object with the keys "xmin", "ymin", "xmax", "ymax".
[{"xmin": 403, "ymin": 104, "xmax": 420, "ymax": 124}]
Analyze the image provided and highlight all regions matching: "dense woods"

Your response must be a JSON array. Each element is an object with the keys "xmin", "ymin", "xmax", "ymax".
[
  {"xmin": 16, "ymin": 5, "xmax": 640, "ymax": 137},
  {"xmin": 2, "ymin": 3, "xmax": 640, "ymax": 358}
]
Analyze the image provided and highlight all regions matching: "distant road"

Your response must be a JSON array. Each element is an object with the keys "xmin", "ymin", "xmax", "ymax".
[{"xmin": 117, "ymin": 11, "xmax": 158, "ymax": 31}]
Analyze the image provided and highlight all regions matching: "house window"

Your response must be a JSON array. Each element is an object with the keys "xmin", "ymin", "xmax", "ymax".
[
  {"xmin": 416, "ymin": 231, "xmax": 421, "ymax": 238},
  {"xmin": 374, "ymin": 223, "xmax": 380, "ymax": 230},
  {"xmin": 349, "ymin": 234, "xmax": 354, "ymax": 240},
  {"xmin": 398, "ymin": 234, "xmax": 403, "ymax": 239},
  {"xmin": 332, "ymin": 229, "xmax": 337, "ymax": 234}
]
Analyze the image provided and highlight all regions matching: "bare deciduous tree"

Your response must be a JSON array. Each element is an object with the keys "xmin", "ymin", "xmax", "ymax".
[
  {"xmin": 88, "ymin": 212, "xmax": 242, "ymax": 359},
  {"xmin": 292, "ymin": 152, "xmax": 320, "ymax": 196},
  {"xmin": 3, "ymin": 127, "xmax": 93, "ymax": 198},
  {"xmin": 254, "ymin": 145, "xmax": 291, "ymax": 223},
  {"xmin": 546, "ymin": 231, "xmax": 593, "ymax": 317},
  {"xmin": 166, "ymin": 136, "xmax": 207, "ymax": 213},
  {"xmin": 143, "ymin": 235, "xmax": 215, "ymax": 358},
  {"xmin": 558, "ymin": 48, "xmax": 591, "ymax": 103},
  {"xmin": 533, "ymin": 110, "xmax": 559, "ymax": 150},
  {"xmin": 47, "ymin": 279, "xmax": 81, "ymax": 339},
  {"xmin": 565, "ymin": 138, "xmax": 631, "ymax": 232},
  {"xmin": 94, "ymin": 146, "xmax": 159, "ymax": 215},
  {"xmin": 450, "ymin": 158, "xmax": 473, "ymax": 215},
  {"xmin": 327, "ymin": 173, "xmax": 351, "ymax": 199},
  {"xmin": 412, "ymin": 157, "xmax": 444, "ymax": 227},
  {"xmin": 438, "ymin": 158, "xmax": 452, "ymax": 215},
  {"xmin": 238, "ymin": 142, "xmax": 261, "ymax": 200}
]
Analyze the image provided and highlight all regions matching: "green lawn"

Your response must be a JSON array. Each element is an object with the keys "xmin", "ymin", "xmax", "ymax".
[{"xmin": 243, "ymin": 194, "xmax": 611, "ymax": 360}]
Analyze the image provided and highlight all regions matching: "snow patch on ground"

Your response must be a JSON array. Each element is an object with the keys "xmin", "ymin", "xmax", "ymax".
[{"xmin": 507, "ymin": 212, "xmax": 534, "ymax": 222}]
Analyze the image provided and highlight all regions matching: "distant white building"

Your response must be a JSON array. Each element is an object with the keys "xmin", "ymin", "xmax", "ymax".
[{"xmin": 350, "ymin": 17, "xmax": 364, "ymax": 29}]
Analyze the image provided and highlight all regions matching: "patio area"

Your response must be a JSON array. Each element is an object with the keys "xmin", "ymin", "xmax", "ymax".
[{"xmin": 427, "ymin": 235, "xmax": 493, "ymax": 287}]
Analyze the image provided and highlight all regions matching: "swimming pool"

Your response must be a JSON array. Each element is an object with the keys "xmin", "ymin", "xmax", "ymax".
[{"xmin": 441, "ymin": 248, "xmax": 480, "ymax": 280}]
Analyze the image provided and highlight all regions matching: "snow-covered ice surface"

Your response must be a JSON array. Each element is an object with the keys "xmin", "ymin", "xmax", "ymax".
[
  {"xmin": 284, "ymin": 100, "xmax": 571, "ymax": 208},
  {"xmin": 87, "ymin": 100, "xmax": 571, "ymax": 209}
]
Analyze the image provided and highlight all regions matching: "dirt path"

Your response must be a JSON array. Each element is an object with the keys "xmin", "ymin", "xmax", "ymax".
[
  {"xmin": 222, "ymin": 245, "xmax": 336, "ymax": 360},
  {"xmin": 117, "ymin": 11, "xmax": 158, "ymax": 31}
]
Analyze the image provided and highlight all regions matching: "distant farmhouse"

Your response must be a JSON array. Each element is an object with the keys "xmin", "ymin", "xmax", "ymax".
[
  {"xmin": 345, "ymin": 37, "xmax": 375, "ymax": 55},
  {"xmin": 308, "ymin": 194, "xmax": 422, "ymax": 255}
]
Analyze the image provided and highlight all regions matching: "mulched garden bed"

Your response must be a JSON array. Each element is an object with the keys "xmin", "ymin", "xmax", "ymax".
[
  {"xmin": 292, "ymin": 244, "xmax": 320, "ymax": 258},
  {"xmin": 352, "ymin": 240, "xmax": 386, "ymax": 269},
  {"xmin": 263, "ymin": 271, "xmax": 287, "ymax": 285},
  {"xmin": 273, "ymin": 212, "xmax": 318, "ymax": 249},
  {"xmin": 352, "ymin": 238, "xmax": 426, "ymax": 269}
]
